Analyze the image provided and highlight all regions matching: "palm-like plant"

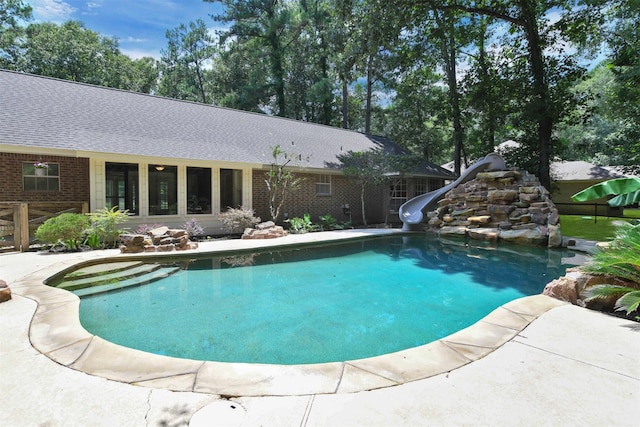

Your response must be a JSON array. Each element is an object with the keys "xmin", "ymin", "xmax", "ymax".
[
  {"xmin": 583, "ymin": 223, "xmax": 640, "ymax": 319},
  {"xmin": 571, "ymin": 177, "xmax": 640, "ymax": 207}
]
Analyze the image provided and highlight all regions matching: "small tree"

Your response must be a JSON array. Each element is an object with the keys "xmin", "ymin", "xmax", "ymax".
[
  {"xmin": 265, "ymin": 145, "xmax": 304, "ymax": 222},
  {"xmin": 339, "ymin": 149, "xmax": 421, "ymax": 226},
  {"xmin": 339, "ymin": 150, "xmax": 388, "ymax": 226}
]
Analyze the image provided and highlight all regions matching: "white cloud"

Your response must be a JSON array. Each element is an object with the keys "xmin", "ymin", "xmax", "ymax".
[
  {"xmin": 83, "ymin": 1, "xmax": 103, "ymax": 16},
  {"xmin": 121, "ymin": 48, "xmax": 160, "ymax": 60},
  {"xmin": 30, "ymin": 0, "xmax": 76, "ymax": 22},
  {"xmin": 124, "ymin": 36, "xmax": 149, "ymax": 43}
]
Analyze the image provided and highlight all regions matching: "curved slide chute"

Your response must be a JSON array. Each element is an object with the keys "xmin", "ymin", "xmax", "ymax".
[{"xmin": 399, "ymin": 153, "xmax": 506, "ymax": 231}]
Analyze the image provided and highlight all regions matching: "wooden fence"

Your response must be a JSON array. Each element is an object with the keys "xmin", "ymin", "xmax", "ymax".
[{"xmin": 0, "ymin": 202, "xmax": 88, "ymax": 252}]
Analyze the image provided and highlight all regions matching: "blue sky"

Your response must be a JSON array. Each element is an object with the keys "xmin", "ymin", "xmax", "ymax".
[{"xmin": 27, "ymin": 0, "xmax": 226, "ymax": 59}]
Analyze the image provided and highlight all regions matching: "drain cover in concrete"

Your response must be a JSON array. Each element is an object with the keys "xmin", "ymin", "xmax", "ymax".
[{"xmin": 190, "ymin": 400, "xmax": 246, "ymax": 427}]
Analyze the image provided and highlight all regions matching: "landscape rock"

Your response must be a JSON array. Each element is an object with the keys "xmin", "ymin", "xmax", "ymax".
[
  {"xmin": 543, "ymin": 277, "xmax": 579, "ymax": 304},
  {"xmin": 242, "ymin": 223, "xmax": 288, "ymax": 239},
  {"xmin": 0, "ymin": 279, "xmax": 10, "ymax": 303},
  {"xmin": 120, "ymin": 228, "xmax": 197, "ymax": 253},
  {"xmin": 427, "ymin": 167, "xmax": 561, "ymax": 247}
]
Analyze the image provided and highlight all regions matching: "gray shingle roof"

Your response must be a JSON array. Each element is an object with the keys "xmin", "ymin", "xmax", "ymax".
[
  {"xmin": 1, "ymin": 70, "xmax": 454, "ymax": 178},
  {"xmin": 551, "ymin": 161, "xmax": 627, "ymax": 181}
]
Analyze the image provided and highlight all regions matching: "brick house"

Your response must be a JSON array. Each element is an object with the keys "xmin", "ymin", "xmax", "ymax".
[{"xmin": 0, "ymin": 70, "xmax": 455, "ymax": 236}]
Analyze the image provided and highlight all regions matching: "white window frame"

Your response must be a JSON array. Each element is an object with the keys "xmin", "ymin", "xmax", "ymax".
[
  {"xmin": 22, "ymin": 162, "xmax": 60, "ymax": 191},
  {"xmin": 316, "ymin": 174, "xmax": 331, "ymax": 196}
]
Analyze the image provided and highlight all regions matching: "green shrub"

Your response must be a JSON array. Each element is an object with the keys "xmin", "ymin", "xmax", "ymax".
[
  {"xmin": 35, "ymin": 213, "xmax": 90, "ymax": 250},
  {"xmin": 218, "ymin": 207, "xmax": 261, "ymax": 233},
  {"xmin": 582, "ymin": 223, "xmax": 640, "ymax": 320},
  {"xmin": 286, "ymin": 214, "xmax": 316, "ymax": 234},
  {"xmin": 86, "ymin": 207, "xmax": 130, "ymax": 249},
  {"xmin": 319, "ymin": 213, "xmax": 337, "ymax": 231}
]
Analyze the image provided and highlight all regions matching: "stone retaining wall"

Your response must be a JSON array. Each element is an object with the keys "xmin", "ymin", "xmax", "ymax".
[{"xmin": 426, "ymin": 169, "xmax": 562, "ymax": 247}]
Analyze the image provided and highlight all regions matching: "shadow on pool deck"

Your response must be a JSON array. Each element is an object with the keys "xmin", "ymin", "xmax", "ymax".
[{"xmin": 1, "ymin": 229, "xmax": 638, "ymax": 426}]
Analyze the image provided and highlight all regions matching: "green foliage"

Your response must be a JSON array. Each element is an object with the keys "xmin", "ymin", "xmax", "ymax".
[
  {"xmin": 572, "ymin": 178, "xmax": 640, "ymax": 207},
  {"xmin": 265, "ymin": 145, "xmax": 304, "ymax": 222},
  {"xmin": 584, "ymin": 285, "xmax": 640, "ymax": 318},
  {"xmin": 35, "ymin": 213, "xmax": 90, "ymax": 250},
  {"xmin": 318, "ymin": 213, "xmax": 337, "ymax": 231},
  {"xmin": 582, "ymin": 223, "xmax": 640, "ymax": 284},
  {"xmin": 0, "ymin": 0, "xmax": 32, "ymax": 69},
  {"xmin": 158, "ymin": 19, "xmax": 217, "ymax": 103},
  {"xmin": 581, "ymin": 221, "xmax": 640, "ymax": 319},
  {"xmin": 339, "ymin": 149, "xmax": 421, "ymax": 226},
  {"xmin": 286, "ymin": 214, "xmax": 316, "ymax": 234},
  {"xmin": 218, "ymin": 206, "xmax": 261, "ymax": 234},
  {"xmin": 10, "ymin": 19, "xmax": 157, "ymax": 92},
  {"xmin": 86, "ymin": 207, "xmax": 130, "ymax": 249}
]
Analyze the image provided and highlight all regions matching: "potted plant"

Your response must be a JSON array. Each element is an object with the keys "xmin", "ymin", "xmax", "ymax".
[{"xmin": 34, "ymin": 161, "xmax": 48, "ymax": 176}]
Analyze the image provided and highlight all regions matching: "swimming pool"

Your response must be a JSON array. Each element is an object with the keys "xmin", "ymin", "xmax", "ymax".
[{"xmin": 73, "ymin": 235, "xmax": 572, "ymax": 365}]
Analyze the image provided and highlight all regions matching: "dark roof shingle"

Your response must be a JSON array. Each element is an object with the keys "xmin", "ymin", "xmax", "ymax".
[{"xmin": 1, "ymin": 70, "xmax": 453, "ymax": 178}]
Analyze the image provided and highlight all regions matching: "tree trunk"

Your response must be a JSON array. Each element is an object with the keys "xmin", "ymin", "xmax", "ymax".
[
  {"xmin": 520, "ymin": 0, "xmax": 552, "ymax": 189},
  {"xmin": 360, "ymin": 183, "xmax": 367, "ymax": 226},
  {"xmin": 439, "ymin": 12, "xmax": 463, "ymax": 175},
  {"xmin": 365, "ymin": 55, "xmax": 373, "ymax": 134},
  {"xmin": 342, "ymin": 79, "xmax": 349, "ymax": 129}
]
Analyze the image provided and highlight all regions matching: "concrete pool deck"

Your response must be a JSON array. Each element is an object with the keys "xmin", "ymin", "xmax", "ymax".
[{"xmin": 1, "ymin": 229, "xmax": 639, "ymax": 426}]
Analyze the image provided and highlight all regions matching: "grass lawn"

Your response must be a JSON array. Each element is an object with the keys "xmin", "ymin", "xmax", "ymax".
[{"xmin": 560, "ymin": 209, "xmax": 639, "ymax": 241}]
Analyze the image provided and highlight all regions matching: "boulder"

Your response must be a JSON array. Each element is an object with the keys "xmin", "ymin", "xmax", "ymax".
[
  {"xmin": 439, "ymin": 226, "xmax": 468, "ymax": 237},
  {"xmin": 468, "ymin": 215, "xmax": 491, "ymax": 224},
  {"xmin": 487, "ymin": 189, "xmax": 518, "ymax": 203},
  {"xmin": 543, "ymin": 277, "xmax": 578, "ymax": 304},
  {"xmin": 0, "ymin": 280, "xmax": 11, "ymax": 303},
  {"xmin": 148, "ymin": 226, "xmax": 170, "ymax": 237},
  {"xmin": 255, "ymin": 221, "xmax": 276, "ymax": 230},
  {"xmin": 242, "ymin": 223, "xmax": 288, "ymax": 239},
  {"xmin": 548, "ymin": 224, "xmax": 563, "ymax": 248},
  {"xmin": 467, "ymin": 228, "xmax": 499, "ymax": 241},
  {"xmin": 499, "ymin": 228, "xmax": 547, "ymax": 246}
]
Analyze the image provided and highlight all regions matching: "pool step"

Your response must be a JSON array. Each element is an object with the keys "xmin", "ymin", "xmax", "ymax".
[
  {"xmin": 57, "ymin": 263, "xmax": 163, "ymax": 291},
  {"xmin": 72, "ymin": 266, "xmax": 181, "ymax": 297},
  {"xmin": 55, "ymin": 261, "xmax": 182, "ymax": 296},
  {"xmin": 59, "ymin": 261, "xmax": 147, "ymax": 282}
]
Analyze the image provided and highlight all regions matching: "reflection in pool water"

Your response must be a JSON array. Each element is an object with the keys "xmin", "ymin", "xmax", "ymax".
[{"xmin": 77, "ymin": 235, "xmax": 575, "ymax": 365}]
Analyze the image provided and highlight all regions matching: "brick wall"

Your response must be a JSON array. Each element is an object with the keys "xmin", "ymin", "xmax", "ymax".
[
  {"xmin": 252, "ymin": 170, "xmax": 385, "ymax": 225},
  {"xmin": 0, "ymin": 152, "xmax": 90, "ymax": 202}
]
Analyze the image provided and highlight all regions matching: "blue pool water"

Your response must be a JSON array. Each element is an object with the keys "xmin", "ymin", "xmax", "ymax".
[{"xmin": 78, "ymin": 235, "xmax": 574, "ymax": 364}]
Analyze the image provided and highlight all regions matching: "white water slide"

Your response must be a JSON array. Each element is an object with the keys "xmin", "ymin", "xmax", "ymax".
[{"xmin": 399, "ymin": 153, "xmax": 506, "ymax": 231}]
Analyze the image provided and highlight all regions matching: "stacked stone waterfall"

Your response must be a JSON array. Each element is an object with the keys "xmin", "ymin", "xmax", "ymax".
[{"xmin": 426, "ymin": 169, "xmax": 562, "ymax": 247}]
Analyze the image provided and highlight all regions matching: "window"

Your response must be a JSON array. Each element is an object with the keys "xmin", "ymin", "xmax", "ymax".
[
  {"xmin": 149, "ymin": 165, "xmax": 177, "ymax": 215},
  {"xmin": 220, "ymin": 169, "xmax": 242, "ymax": 211},
  {"xmin": 316, "ymin": 174, "xmax": 331, "ymax": 195},
  {"xmin": 389, "ymin": 179, "xmax": 407, "ymax": 213},
  {"xmin": 106, "ymin": 162, "xmax": 139, "ymax": 214},
  {"xmin": 187, "ymin": 167, "xmax": 212, "ymax": 214},
  {"xmin": 415, "ymin": 179, "xmax": 429, "ymax": 196},
  {"xmin": 415, "ymin": 178, "xmax": 440, "ymax": 196},
  {"xmin": 23, "ymin": 162, "xmax": 60, "ymax": 191}
]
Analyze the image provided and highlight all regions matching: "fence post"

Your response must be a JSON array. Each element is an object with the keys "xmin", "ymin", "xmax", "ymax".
[{"xmin": 13, "ymin": 203, "xmax": 29, "ymax": 252}]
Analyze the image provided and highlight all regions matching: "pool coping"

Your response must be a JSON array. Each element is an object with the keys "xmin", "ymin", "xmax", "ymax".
[{"xmin": 11, "ymin": 229, "xmax": 567, "ymax": 397}]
